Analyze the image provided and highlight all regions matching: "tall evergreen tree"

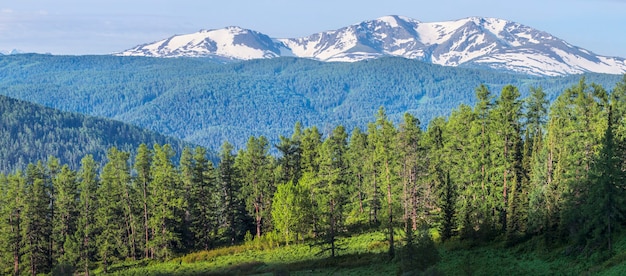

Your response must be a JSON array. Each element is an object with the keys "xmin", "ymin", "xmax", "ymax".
[
  {"xmin": 218, "ymin": 142, "xmax": 249, "ymax": 244},
  {"xmin": 346, "ymin": 127, "xmax": 368, "ymax": 224},
  {"xmin": 179, "ymin": 147, "xmax": 195, "ymax": 251},
  {"xmin": 548, "ymin": 78, "xmax": 607, "ymax": 242},
  {"xmin": 276, "ymin": 122, "xmax": 303, "ymax": 184},
  {"xmin": 445, "ymin": 105, "xmax": 479, "ymax": 239},
  {"xmin": 0, "ymin": 172, "xmax": 24, "ymax": 275},
  {"xmin": 21, "ymin": 162, "xmax": 52, "ymax": 275},
  {"xmin": 148, "ymin": 144, "xmax": 183, "ymax": 260},
  {"xmin": 490, "ymin": 85, "xmax": 524, "ymax": 235},
  {"xmin": 75, "ymin": 155, "xmax": 98, "ymax": 275},
  {"xmin": 96, "ymin": 150, "xmax": 127, "ymax": 272},
  {"xmin": 397, "ymin": 113, "xmax": 427, "ymax": 230},
  {"xmin": 371, "ymin": 107, "xmax": 399, "ymax": 258},
  {"xmin": 425, "ymin": 117, "xmax": 456, "ymax": 241},
  {"xmin": 581, "ymin": 107, "xmax": 626, "ymax": 251},
  {"xmin": 237, "ymin": 136, "xmax": 274, "ymax": 238},
  {"xmin": 134, "ymin": 143, "xmax": 153, "ymax": 259},
  {"xmin": 316, "ymin": 125, "xmax": 349, "ymax": 257},
  {"xmin": 188, "ymin": 146, "xmax": 218, "ymax": 250},
  {"xmin": 51, "ymin": 165, "xmax": 79, "ymax": 267},
  {"xmin": 300, "ymin": 126, "xmax": 322, "ymax": 175},
  {"xmin": 525, "ymin": 87, "xmax": 550, "ymax": 236}
]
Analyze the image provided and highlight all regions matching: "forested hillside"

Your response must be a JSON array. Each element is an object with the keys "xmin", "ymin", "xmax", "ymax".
[
  {"xmin": 0, "ymin": 94, "xmax": 193, "ymax": 173},
  {"xmin": 1, "ymin": 77, "xmax": 625, "ymax": 275},
  {"xmin": 0, "ymin": 54, "xmax": 622, "ymax": 150}
]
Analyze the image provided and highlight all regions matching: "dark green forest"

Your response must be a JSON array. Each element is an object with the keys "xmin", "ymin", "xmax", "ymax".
[
  {"xmin": 1, "ymin": 76, "xmax": 625, "ymax": 275},
  {"xmin": 0, "ymin": 94, "xmax": 194, "ymax": 173},
  {"xmin": 0, "ymin": 54, "xmax": 623, "ymax": 149}
]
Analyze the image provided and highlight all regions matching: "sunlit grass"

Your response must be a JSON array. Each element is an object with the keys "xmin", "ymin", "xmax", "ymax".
[{"xmin": 104, "ymin": 229, "xmax": 626, "ymax": 275}]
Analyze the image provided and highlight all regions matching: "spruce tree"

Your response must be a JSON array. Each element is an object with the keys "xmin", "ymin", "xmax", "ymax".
[
  {"xmin": 582, "ymin": 107, "xmax": 625, "ymax": 252},
  {"xmin": 179, "ymin": 147, "xmax": 195, "ymax": 250},
  {"xmin": 425, "ymin": 117, "xmax": 456, "ymax": 241},
  {"xmin": 316, "ymin": 125, "xmax": 349, "ymax": 257},
  {"xmin": 96, "ymin": 150, "xmax": 127, "ymax": 272},
  {"xmin": 189, "ymin": 146, "xmax": 218, "ymax": 250},
  {"xmin": 0, "ymin": 172, "xmax": 24, "ymax": 275},
  {"xmin": 490, "ymin": 85, "xmax": 523, "ymax": 235},
  {"xmin": 75, "ymin": 155, "xmax": 98, "ymax": 275},
  {"xmin": 218, "ymin": 142, "xmax": 249, "ymax": 244},
  {"xmin": 21, "ymin": 162, "xmax": 52, "ymax": 275},
  {"xmin": 148, "ymin": 144, "xmax": 183, "ymax": 260},
  {"xmin": 371, "ymin": 107, "xmax": 399, "ymax": 258},
  {"xmin": 51, "ymin": 165, "xmax": 79, "ymax": 268},
  {"xmin": 276, "ymin": 122, "xmax": 303, "ymax": 184},
  {"xmin": 237, "ymin": 136, "xmax": 273, "ymax": 238},
  {"xmin": 134, "ymin": 143, "xmax": 153, "ymax": 259},
  {"xmin": 346, "ymin": 127, "xmax": 369, "ymax": 224},
  {"xmin": 397, "ymin": 113, "xmax": 427, "ymax": 230}
]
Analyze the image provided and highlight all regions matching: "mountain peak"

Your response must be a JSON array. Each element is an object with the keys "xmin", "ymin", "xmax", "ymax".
[
  {"xmin": 116, "ymin": 16, "xmax": 626, "ymax": 76},
  {"xmin": 372, "ymin": 15, "xmax": 417, "ymax": 26}
]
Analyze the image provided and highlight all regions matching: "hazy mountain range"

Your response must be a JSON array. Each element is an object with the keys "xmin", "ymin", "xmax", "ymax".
[{"xmin": 117, "ymin": 15, "xmax": 626, "ymax": 76}]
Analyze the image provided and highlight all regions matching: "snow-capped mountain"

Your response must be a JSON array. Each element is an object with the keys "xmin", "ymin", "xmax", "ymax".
[
  {"xmin": 118, "ymin": 26, "xmax": 283, "ymax": 61},
  {"xmin": 117, "ymin": 15, "xmax": 626, "ymax": 76}
]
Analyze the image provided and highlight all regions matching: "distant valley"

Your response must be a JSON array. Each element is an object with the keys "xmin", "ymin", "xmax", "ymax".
[{"xmin": 0, "ymin": 54, "xmax": 623, "ymax": 152}]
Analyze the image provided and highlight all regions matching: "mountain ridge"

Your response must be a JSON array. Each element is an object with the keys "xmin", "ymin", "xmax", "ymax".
[{"xmin": 117, "ymin": 15, "xmax": 626, "ymax": 76}]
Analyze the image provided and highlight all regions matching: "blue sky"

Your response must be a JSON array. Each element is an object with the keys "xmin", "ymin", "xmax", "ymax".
[{"xmin": 1, "ymin": 0, "xmax": 625, "ymax": 57}]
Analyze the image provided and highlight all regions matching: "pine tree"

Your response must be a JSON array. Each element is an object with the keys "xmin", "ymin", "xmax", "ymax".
[
  {"xmin": 179, "ymin": 147, "xmax": 195, "ymax": 250},
  {"xmin": 0, "ymin": 172, "xmax": 24, "ymax": 275},
  {"xmin": 582, "ymin": 107, "xmax": 625, "ymax": 252},
  {"xmin": 524, "ymin": 86, "xmax": 550, "ymax": 236},
  {"xmin": 445, "ymin": 105, "xmax": 479, "ymax": 239},
  {"xmin": 371, "ymin": 107, "xmax": 399, "ymax": 258},
  {"xmin": 148, "ymin": 144, "xmax": 183, "ymax": 260},
  {"xmin": 365, "ymin": 122, "xmax": 382, "ymax": 225},
  {"xmin": 218, "ymin": 142, "xmax": 249, "ymax": 244},
  {"xmin": 237, "ymin": 136, "xmax": 273, "ymax": 238},
  {"xmin": 490, "ymin": 85, "xmax": 523, "ymax": 235},
  {"xmin": 96, "ymin": 150, "xmax": 127, "ymax": 272},
  {"xmin": 51, "ymin": 165, "xmax": 79, "ymax": 268},
  {"xmin": 316, "ymin": 125, "xmax": 349, "ymax": 257},
  {"xmin": 397, "ymin": 113, "xmax": 427, "ymax": 230},
  {"xmin": 134, "ymin": 143, "xmax": 152, "ymax": 259},
  {"xmin": 346, "ymin": 127, "xmax": 368, "ymax": 224},
  {"xmin": 21, "ymin": 162, "xmax": 52, "ymax": 275},
  {"xmin": 188, "ymin": 146, "xmax": 218, "ymax": 250},
  {"xmin": 548, "ymin": 78, "xmax": 608, "ymax": 242},
  {"xmin": 75, "ymin": 155, "xmax": 98, "ymax": 275},
  {"xmin": 276, "ymin": 122, "xmax": 303, "ymax": 184},
  {"xmin": 301, "ymin": 126, "xmax": 322, "ymax": 175},
  {"xmin": 425, "ymin": 117, "xmax": 456, "ymax": 241}
]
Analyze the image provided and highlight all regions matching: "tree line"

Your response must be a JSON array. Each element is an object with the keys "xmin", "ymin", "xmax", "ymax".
[{"xmin": 1, "ymin": 76, "xmax": 626, "ymax": 275}]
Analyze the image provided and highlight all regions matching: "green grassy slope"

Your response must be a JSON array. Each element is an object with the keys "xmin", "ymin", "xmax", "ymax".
[{"xmin": 101, "ymin": 229, "xmax": 626, "ymax": 275}]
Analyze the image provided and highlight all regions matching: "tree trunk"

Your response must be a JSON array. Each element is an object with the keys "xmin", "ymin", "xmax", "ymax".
[
  {"xmin": 386, "ymin": 161, "xmax": 394, "ymax": 258},
  {"xmin": 143, "ymin": 181, "xmax": 150, "ymax": 259},
  {"xmin": 124, "ymin": 187, "xmax": 137, "ymax": 260},
  {"xmin": 255, "ymin": 202, "xmax": 261, "ymax": 238},
  {"xmin": 12, "ymin": 215, "xmax": 19, "ymax": 276},
  {"xmin": 358, "ymin": 173, "xmax": 364, "ymax": 214}
]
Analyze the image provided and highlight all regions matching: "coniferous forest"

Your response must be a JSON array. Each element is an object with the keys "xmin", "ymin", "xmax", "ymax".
[{"xmin": 1, "ymin": 76, "xmax": 626, "ymax": 275}]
